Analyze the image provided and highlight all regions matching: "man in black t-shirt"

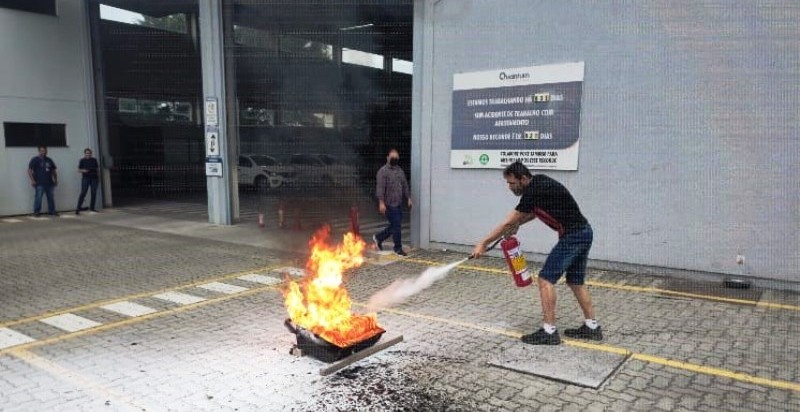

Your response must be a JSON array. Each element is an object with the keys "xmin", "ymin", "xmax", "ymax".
[{"xmin": 472, "ymin": 161, "xmax": 602, "ymax": 345}]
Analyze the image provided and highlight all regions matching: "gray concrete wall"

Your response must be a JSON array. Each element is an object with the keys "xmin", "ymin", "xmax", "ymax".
[
  {"xmin": 0, "ymin": 0, "xmax": 97, "ymax": 216},
  {"xmin": 413, "ymin": 0, "xmax": 799, "ymax": 282}
]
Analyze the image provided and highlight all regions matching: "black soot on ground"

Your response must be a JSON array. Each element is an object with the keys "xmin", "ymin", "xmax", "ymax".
[{"xmin": 292, "ymin": 351, "xmax": 477, "ymax": 411}]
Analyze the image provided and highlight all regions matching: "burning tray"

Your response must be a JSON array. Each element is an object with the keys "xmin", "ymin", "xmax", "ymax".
[{"xmin": 284, "ymin": 318, "xmax": 385, "ymax": 363}]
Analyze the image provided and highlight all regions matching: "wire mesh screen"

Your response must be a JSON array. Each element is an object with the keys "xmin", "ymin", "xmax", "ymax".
[
  {"xmin": 225, "ymin": 0, "xmax": 413, "ymax": 231},
  {"xmin": 92, "ymin": 0, "xmax": 412, "ymax": 231}
]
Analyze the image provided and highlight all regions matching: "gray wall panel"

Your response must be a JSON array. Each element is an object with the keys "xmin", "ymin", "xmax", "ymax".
[{"xmin": 416, "ymin": 0, "xmax": 799, "ymax": 281}]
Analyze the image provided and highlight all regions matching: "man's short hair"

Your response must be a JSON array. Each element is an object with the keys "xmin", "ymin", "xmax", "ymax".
[
  {"xmin": 503, "ymin": 160, "xmax": 532, "ymax": 179},
  {"xmin": 38, "ymin": 145, "xmax": 47, "ymax": 151}
]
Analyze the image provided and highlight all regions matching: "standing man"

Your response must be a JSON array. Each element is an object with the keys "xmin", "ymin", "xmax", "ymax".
[
  {"xmin": 75, "ymin": 148, "xmax": 100, "ymax": 214},
  {"xmin": 373, "ymin": 148, "xmax": 412, "ymax": 256},
  {"xmin": 27, "ymin": 145, "xmax": 58, "ymax": 217},
  {"xmin": 471, "ymin": 161, "xmax": 601, "ymax": 345}
]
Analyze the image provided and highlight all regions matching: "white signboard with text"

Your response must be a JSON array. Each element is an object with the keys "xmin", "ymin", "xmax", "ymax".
[{"xmin": 451, "ymin": 62, "xmax": 584, "ymax": 170}]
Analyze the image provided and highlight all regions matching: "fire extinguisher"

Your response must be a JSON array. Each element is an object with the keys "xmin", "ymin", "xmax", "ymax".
[
  {"xmin": 500, "ymin": 235, "xmax": 533, "ymax": 287},
  {"xmin": 349, "ymin": 203, "xmax": 360, "ymax": 236}
]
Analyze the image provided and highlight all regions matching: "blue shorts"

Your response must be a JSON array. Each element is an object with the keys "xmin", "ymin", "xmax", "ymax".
[{"xmin": 539, "ymin": 225, "xmax": 593, "ymax": 285}]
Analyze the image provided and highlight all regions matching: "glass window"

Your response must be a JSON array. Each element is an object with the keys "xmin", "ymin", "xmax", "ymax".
[
  {"xmin": 0, "ymin": 0, "xmax": 56, "ymax": 16},
  {"xmin": 392, "ymin": 58, "xmax": 413, "ymax": 75},
  {"xmin": 3, "ymin": 122, "xmax": 67, "ymax": 147},
  {"xmin": 342, "ymin": 48, "xmax": 384, "ymax": 69},
  {"xmin": 99, "ymin": 4, "xmax": 187, "ymax": 34}
]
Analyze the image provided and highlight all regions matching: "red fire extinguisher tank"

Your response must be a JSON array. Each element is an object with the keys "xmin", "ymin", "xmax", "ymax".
[{"xmin": 500, "ymin": 236, "xmax": 533, "ymax": 287}]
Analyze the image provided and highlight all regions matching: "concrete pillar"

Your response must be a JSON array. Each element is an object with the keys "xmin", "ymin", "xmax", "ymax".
[{"xmin": 198, "ymin": 0, "xmax": 233, "ymax": 225}]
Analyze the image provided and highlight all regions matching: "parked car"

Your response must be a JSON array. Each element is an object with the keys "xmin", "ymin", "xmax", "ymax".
[
  {"xmin": 286, "ymin": 153, "xmax": 360, "ymax": 187},
  {"xmin": 237, "ymin": 154, "xmax": 293, "ymax": 190}
]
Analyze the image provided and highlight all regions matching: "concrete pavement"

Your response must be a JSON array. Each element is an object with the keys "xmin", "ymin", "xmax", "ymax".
[{"xmin": 0, "ymin": 210, "xmax": 798, "ymax": 411}]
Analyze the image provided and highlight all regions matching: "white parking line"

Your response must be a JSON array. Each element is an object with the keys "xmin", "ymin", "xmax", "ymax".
[
  {"xmin": 198, "ymin": 282, "xmax": 249, "ymax": 294},
  {"xmin": 238, "ymin": 274, "xmax": 281, "ymax": 285},
  {"xmin": 1, "ymin": 218, "xmax": 23, "ymax": 223},
  {"xmin": 100, "ymin": 301, "xmax": 157, "ymax": 317},
  {"xmin": 271, "ymin": 267, "xmax": 306, "ymax": 278},
  {"xmin": 152, "ymin": 291, "xmax": 206, "ymax": 305},
  {"xmin": 0, "ymin": 328, "xmax": 36, "ymax": 349},
  {"xmin": 40, "ymin": 314, "xmax": 102, "ymax": 332}
]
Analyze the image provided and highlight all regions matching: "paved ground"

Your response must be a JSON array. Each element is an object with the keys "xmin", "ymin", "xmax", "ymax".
[{"xmin": 0, "ymin": 209, "xmax": 798, "ymax": 411}]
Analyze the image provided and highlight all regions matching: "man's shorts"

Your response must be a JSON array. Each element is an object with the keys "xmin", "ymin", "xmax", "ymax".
[{"xmin": 539, "ymin": 225, "xmax": 593, "ymax": 285}]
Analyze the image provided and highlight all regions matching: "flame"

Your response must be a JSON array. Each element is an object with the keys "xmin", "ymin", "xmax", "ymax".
[{"xmin": 283, "ymin": 225, "xmax": 382, "ymax": 347}]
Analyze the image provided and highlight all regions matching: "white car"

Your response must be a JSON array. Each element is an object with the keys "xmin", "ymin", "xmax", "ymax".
[
  {"xmin": 287, "ymin": 153, "xmax": 360, "ymax": 187},
  {"xmin": 237, "ymin": 154, "xmax": 292, "ymax": 190}
]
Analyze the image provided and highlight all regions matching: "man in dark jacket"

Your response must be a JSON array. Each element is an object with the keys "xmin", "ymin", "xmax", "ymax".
[
  {"xmin": 76, "ymin": 148, "xmax": 100, "ymax": 214},
  {"xmin": 472, "ymin": 161, "xmax": 601, "ymax": 345},
  {"xmin": 373, "ymin": 149, "xmax": 412, "ymax": 256},
  {"xmin": 27, "ymin": 145, "xmax": 58, "ymax": 216}
]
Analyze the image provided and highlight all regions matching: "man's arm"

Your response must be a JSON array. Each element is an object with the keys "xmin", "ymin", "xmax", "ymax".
[
  {"xmin": 402, "ymin": 172, "xmax": 412, "ymax": 209},
  {"xmin": 375, "ymin": 168, "xmax": 386, "ymax": 214},
  {"xmin": 471, "ymin": 210, "xmax": 532, "ymax": 258},
  {"xmin": 27, "ymin": 167, "xmax": 35, "ymax": 186}
]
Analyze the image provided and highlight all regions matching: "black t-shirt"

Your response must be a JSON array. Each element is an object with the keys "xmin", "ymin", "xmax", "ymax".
[
  {"xmin": 515, "ymin": 174, "xmax": 588, "ymax": 237},
  {"xmin": 79, "ymin": 158, "xmax": 99, "ymax": 178}
]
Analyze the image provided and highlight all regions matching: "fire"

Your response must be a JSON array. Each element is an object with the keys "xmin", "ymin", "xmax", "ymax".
[{"xmin": 283, "ymin": 225, "xmax": 382, "ymax": 347}]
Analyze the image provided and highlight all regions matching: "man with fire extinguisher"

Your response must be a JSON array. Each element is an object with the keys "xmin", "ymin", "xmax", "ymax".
[{"xmin": 471, "ymin": 161, "xmax": 601, "ymax": 345}]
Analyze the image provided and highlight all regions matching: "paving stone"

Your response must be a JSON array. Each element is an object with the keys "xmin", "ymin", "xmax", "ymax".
[{"xmin": 0, "ymin": 211, "xmax": 798, "ymax": 411}]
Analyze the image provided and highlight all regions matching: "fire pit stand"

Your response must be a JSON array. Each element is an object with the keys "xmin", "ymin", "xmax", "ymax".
[
  {"xmin": 285, "ymin": 319, "xmax": 403, "ymax": 376},
  {"xmin": 317, "ymin": 334, "xmax": 403, "ymax": 376}
]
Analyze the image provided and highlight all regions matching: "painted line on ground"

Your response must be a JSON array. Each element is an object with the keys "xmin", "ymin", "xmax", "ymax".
[
  {"xmin": 40, "ymin": 314, "xmax": 102, "ymax": 333},
  {"xmin": 0, "ymin": 282, "xmax": 280, "ymax": 356},
  {"xmin": 100, "ymin": 301, "xmax": 158, "ymax": 317},
  {"xmin": 153, "ymin": 291, "xmax": 207, "ymax": 305},
  {"xmin": 398, "ymin": 256, "xmax": 800, "ymax": 312},
  {"xmin": 373, "ymin": 305, "xmax": 800, "ymax": 392},
  {"xmin": 2, "ymin": 262, "xmax": 796, "ymax": 393},
  {"xmin": 0, "ymin": 264, "xmax": 279, "ymax": 329}
]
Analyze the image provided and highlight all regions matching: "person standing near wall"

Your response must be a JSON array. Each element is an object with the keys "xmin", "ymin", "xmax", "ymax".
[
  {"xmin": 75, "ymin": 148, "xmax": 99, "ymax": 214},
  {"xmin": 471, "ymin": 161, "xmax": 601, "ymax": 345},
  {"xmin": 27, "ymin": 145, "xmax": 58, "ymax": 217},
  {"xmin": 373, "ymin": 148, "xmax": 412, "ymax": 256}
]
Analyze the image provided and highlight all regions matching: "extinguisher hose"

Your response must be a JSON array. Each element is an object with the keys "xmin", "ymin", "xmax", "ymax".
[{"xmin": 468, "ymin": 237, "xmax": 502, "ymax": 260}]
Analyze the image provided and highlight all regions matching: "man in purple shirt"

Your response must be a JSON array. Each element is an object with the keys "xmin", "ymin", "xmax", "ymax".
[{"xmin": 373, "ymin": 149, "xmax": 412, "ymax": 256}]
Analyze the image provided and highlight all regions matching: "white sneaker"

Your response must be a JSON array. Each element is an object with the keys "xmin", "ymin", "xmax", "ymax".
[{"xmin": 372, "ymin": 234, "xmax": 383, "ymax": 251}]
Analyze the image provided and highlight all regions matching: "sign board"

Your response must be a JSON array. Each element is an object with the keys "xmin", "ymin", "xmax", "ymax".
[
  {"xmin": 205, "ymin": 127, "xmax": 219, "ymax": 157},
  {"xmin": 204, "ymin": 97, "xmax": 218, "ymax": 126},
  {"xmin": 205, "ymin": 157, "xmax": 223, "ymax": 177},
  {"xmin": 451, "ymin": 62, "xmax": 584, "ymax": 170}
]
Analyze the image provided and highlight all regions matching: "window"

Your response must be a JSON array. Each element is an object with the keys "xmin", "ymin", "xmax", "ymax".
[
  {"xmin": 3, "ymin": 122, "xmax": 67, "ymax": 147},
  {"xmin": 392, "ymin": 58, "xmax": 413, "ymax": 75},
  {"xmin": 0, "ymin": 0, "xmax": 56, "ymax": 16},
  {"xmin": 342, "ymin": 48, "xmax": 384, "ymax": 69}
]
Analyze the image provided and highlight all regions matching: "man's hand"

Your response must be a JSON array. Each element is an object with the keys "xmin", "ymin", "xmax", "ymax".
[
  {"xmin": 30, "ymin": 181, "xmax": 36, "ymax": 187},
  {"xmin": 407, "ymin": 199, "xmax": 413, "ymax": 211},
  {"xmin": 471, "ymin": 243, "xmax": 487, "ymax": 259},
  {"xmin": 378, "ymin": 201, "xmax": 386, "ymax": 215}
]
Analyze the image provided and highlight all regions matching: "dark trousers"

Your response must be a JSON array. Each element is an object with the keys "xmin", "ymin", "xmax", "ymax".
[
  {"xmin": 77, "ymin": 176, "xmax": 99, "ymax": 210},
  {"xmin": 376, "ymin": 205, "xmax": 403, "ymax": 252},
  {"xmin": 33, "ymin": 185, "xmax": 55, "ymax": 214}
]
